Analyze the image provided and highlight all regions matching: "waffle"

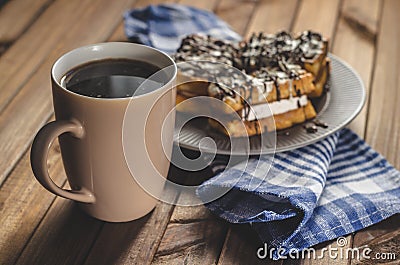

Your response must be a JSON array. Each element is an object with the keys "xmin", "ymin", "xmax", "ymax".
[{"xmin": 174, "ymin": 31, "xmax": 330, "ymax": 136}]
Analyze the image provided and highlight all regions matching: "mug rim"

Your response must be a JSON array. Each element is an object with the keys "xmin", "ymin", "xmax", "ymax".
[{"xmin": 51, "ymin": 42, "xmax": 177, "ymax": 101}]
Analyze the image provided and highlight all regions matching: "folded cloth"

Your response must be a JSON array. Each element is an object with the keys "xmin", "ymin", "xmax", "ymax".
[
  {"xmin": 197, "ymin": 128, "xmax": 400, "ymax": 259},
  {"xmin": 123, "ymin": 4, "xmax": 241, "ymax": 54}
]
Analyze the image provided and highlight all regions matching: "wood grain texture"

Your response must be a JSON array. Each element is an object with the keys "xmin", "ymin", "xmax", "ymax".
[
  {"xmin": 0, "ymin": 0, "xmax": 95, "ymax": 114},
  {"xmin": 341, "ymin": 1, "xmax": 379, "ymax": 43},
  {"xmin": 169, "ymin": 195, "xmax": 214, "ymax": 223},
  {"xmin": 153, "ymin": 220, "xmax": 227, "ymax": 264},
  {"xmin": 246, "ymin": 0, "xmax": 299, "ymax": 38},
  {"xmin": 218, "ymin": 225, "xmax": 282, "ymax": 265},
  {"xmin": 152, "ymin": 164, "xmax": 227, "ymax": 264},
  {"xmin": 15, "ymin": 195, "xmax": 103, "ymax": 265},
  {"xmin": 0, "ymin": 0, "xmax": 54, "ymax": 43},
  {"xmin": 292, "ymin": 0, "xmax": 341, "ymax": 38},
  {"xmin": 168, "ymin": 162, "xmax": 216, "ymax": 223},
  {"xmin": 0, "ymin": 0, "xmax": 133, "ymax": 187},
  {"xmin": 109, "ymin": 22, "xmax": 128, "ymax": 42},
  {"xmin": 0, "ymin": 137, "xmax": 65, "ymax": 265},
  {"xmin": 179, "ymin": 0, "xmax": 219, "ymax": 11},
  {"xmin": 83, "ymin": 169, "xmax": 180, "ymax": 265},
  {"xmin": 215, "ymin": 0, "xmax": 257, "ymax": 35},
  {"xmin": 334, "ymin": 0, "xmax": 381, "ymax": 137},
  {"xmin": 365, "ymin": 0, "xmax": 400, "ymax": 167},
  {"xmin": 352, "ymin": 0, "xmax": 400, "ymax": 263}
]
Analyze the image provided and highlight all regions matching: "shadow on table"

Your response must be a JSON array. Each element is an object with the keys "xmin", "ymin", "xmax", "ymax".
[{"xmin": 13, "ymin": 198, "xmax": 152, "ymax": 265}]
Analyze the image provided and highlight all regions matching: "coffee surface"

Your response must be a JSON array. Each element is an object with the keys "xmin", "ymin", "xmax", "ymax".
[{"xmin": 61, "ymin": 59, "xmax": 165, "ymax": 98}]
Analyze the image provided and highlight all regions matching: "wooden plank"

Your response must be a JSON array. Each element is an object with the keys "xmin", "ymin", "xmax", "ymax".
[
  {"xmin": 169, "ymin": 197, "xmax": 214, "ymax": 223},
  {"xmin": 150, "ymin": 163, "xmax": 227, "ymax": 264},
  {"xmin": 352, "ymin": 0, "xmax": 400, "ymax": 263},
  {"xmin": 152, "ymin": 220, "xmax": 227, "ymax": 264},
  {"xmin": 216, "ymin": 0, "xmax": 257, "ymax": 35},
  {"xmin": 245, "ymin": 0, "xmax": 299, "ymax": 38},
  {"xmin": 0, "ymin": 0, "xmax": 55, "ymax": 43},
  {"xmin": 179, "ymin": 0, "xmax": 219, "ymax": 11},
  {"xmin": 333, "ymin": 0, "xmax": 381, "ymax": 136},
  {"xmin": 0, "ymin": 0, "xmax": 133, "ymax": 187},
  {"xmin": 83, "ymin": 203, "xmax": 176, "ymax": 265},
  {"xmin": 292, "ymin": 0, "xmax": 341, "ymax": 37},
  {"xmin": 0, "ymin": 138, "xmax": 67, "ymax": 265},
  {"xmin": 365, "ymin": 0, "xmax": 400, "ymax": 166},
  {"xmin": 218, "ymin": 225, "xmax": 282, "ymax": 265},
  {"xmin": 15, "ymin": 194, "xmax": 104, "ymax": 265},
  {"xmin": 169, "ymin": 163, "xmax": 216, "ymax": 223},
  {"xmin": 0, "ymin": 0, "xmax": 127, "ymax": 190},
  {"xmin": 0, "ymin": 0, "xmax": 96, "ymax": 114},
  {"xmin": 108, "ymin": 22, "xmax": 127, "ymax": 42}
]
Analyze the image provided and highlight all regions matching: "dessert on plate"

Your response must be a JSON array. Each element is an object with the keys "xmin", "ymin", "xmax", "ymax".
[{"xmin": 174, "ymin": 31, "xmax": 330, "ymax": 137}]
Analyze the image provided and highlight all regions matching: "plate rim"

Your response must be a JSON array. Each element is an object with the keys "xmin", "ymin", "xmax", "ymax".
[{"xmin": 175, "ymin": 54, "xmax": 366, "ymax": 156}]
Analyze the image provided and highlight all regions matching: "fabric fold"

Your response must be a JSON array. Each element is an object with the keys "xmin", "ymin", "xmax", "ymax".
[
  {"xmin": 197, "ymin": 129, "xmax": 400, "ymax": 259},
  {"xmin": 124, "ymin": 4, "xmax": 241, "ymax": 54}
]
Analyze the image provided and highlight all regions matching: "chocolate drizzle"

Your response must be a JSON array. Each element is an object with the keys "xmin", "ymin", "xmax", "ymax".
[
  {"xmin": 174, "ymin": 31, "xmax": 328, "ymax": 122},
  {"xmin": 303, "ymin": 119, "xmax": 329, "ymax": 133},
  {"xmin": 313, "ymin": 119, "xmax": 328, "ymax": 128},
  {"xmin": 304, "ymin": 123, "xmax": 318, "ymax": 133}
]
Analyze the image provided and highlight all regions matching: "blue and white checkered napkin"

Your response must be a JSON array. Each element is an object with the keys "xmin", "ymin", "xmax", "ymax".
[
  {"xmin": 197, "ymin": 129, "xmax": 400, "ymax": 259},
  {"xmin": 123, "ymin": 4, "xmax": 400, "ymax": 259},
  {"xmin": 123, "ymin": 4, "xmax": 241, "ymax": 54}
]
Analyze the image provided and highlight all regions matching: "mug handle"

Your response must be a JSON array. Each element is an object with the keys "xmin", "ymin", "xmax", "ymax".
[{"xmin": 30, "ymin": 120, "xmax": 95, "ymax": 203}]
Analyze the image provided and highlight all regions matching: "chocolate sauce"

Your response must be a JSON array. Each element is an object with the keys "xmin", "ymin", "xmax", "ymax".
[
  {"xmin": 274, "ymin": 79, "xmax": 281, "ymax": 101},
  {"xmin": 304, "ymin": 123, "xmax": 318, "ymax": 133},
  {"xmin": 313, "ymin": 119, "xmax": 328, "ymax": 128}
]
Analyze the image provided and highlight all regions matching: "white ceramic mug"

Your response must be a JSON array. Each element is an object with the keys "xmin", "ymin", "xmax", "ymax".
[{"xmin": 31, "ymin": 42, "xmax": 177, "ymax": 222}]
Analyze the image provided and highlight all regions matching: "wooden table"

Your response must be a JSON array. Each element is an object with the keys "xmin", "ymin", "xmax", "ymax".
[{"xmin": 0, "ymin": 0, "xmax": 399, "ymax": 264}]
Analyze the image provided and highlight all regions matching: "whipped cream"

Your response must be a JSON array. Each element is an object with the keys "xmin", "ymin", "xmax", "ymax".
[{"xmin": 246, "ymin": 95, "xmax": 308, "ymax": 121}]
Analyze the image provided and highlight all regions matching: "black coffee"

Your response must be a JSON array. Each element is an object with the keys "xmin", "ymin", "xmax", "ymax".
[{"xmin": 61, "ymin": 59, "xmax": 165, "ymax": 98}]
